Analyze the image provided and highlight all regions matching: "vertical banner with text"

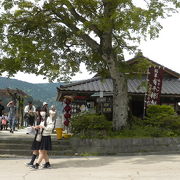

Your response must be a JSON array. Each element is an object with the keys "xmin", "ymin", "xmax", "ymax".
[{"xmin": 144, "ymin": 66, "xmax": 164, "ymax": 114}]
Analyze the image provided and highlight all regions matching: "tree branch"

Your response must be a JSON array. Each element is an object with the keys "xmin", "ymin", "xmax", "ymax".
[
  {"xmin": 51, "ymin": 9, "xmax": 100, "ymax": 53},
  {"xmin": 65, "ymin": 1, "xmax": 102, "ymax": 37}
]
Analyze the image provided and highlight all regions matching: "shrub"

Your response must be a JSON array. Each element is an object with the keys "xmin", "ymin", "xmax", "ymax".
[
  {"xmin": 70, "ymin": 105, "xmax": 180, "ymax": 139},
  {"xmin": 108, "ymin": 125, "xmax": 178, "ymax": 138},
  {"xmin": 145, "ymin": 105, "xmax": 176, "ymax": 127},
  {"xmin": 71, "ymin": 113, "xmax": 112, "ymax": 138},
  {"xmin": 131, "ymin": 116, "xmax": 145, "ymax": 127},
  {"xmin": 146, "ymin": 104, "xmax": 175, "ymax": 116},
  {"xmin": 159, "ymin": 115, "xmax": 180, "ymax": 130},
  {"xmin": 143, "ymin": 105, "xmax": 180, "ymax": 135}
]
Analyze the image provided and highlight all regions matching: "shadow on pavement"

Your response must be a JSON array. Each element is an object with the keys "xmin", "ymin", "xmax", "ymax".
[{"xmin": 51, "ymin": 154, "xmax": 180, "ymax": 169}]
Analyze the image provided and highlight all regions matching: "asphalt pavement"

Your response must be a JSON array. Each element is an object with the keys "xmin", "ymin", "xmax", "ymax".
[
  {"xmin": 1, "ymin": 129, "xmax": 180, "ymax": 179},
  {"xmin": 1, "ymin": 154, "xmax": 180, "ymax": 180}
]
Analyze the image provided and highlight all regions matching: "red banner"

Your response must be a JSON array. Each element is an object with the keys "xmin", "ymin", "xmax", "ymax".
[{"xmin": 144, "ymin": 66, "xmax": 164, "ymax": 107}]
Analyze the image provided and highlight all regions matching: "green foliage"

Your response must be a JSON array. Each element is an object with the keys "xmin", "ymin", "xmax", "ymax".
[
  {"xmin": 144, "ymin": 105, "xmax": 180, "ymax": 133},
  {"xmin": 0, "ymin": 0, "xmax": 179, "ymax": 80},
  {"xmin": 115, "ymin": 105, "xmax": 180, "ymax": 138},
  {"xmin": 71, "ymin": 113, "xmax": 112, "ymax": 138},
  {"xmin": 108, "ymin": 111, "xmax": 180, "ymax": 138},
  {"xmin": 118, "ymin": 55, "xmax": 153, "ymax": 79},
  {"xmin": 158, "ymin": 115, "xmax": 180, "ymax": 130},
  {"xmin": 109, "ymin": 125, "xmax": 177, "ymax": 138},
  {"xmin": 108, "ymin": 112, "xmax": 180, "ymax": 138},
  {"xmin": 109, "ymin": 113, "xmax": 178, "ymax": 138},
  {"xmin": 0, "ymin": 0, "xmax": 179, "ymax": 131},
  {"xmin": 146, "ymin": 104, "xmax": 175, "ymax": 116},
  {"xmin": 145, "ymin": 105, "xmax": 176, "ymax": 127},
  {"xmin": 130, "ymin": 116, "xmax": 146, "ymax": 127},
  {"xmin": 70, "ymin": 110, "xmax": 180, "ymax": 138}
]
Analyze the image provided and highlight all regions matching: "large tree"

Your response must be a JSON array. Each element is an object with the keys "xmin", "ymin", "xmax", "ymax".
[{"xmin": 0, "ymin": 0, "xmax": 179, "ymax": 130}]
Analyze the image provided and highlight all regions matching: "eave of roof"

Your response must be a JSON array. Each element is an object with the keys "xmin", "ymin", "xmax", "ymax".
[
  {"xmin": 59, "ymin": 76, "xmax": 102, "ymax": 89},
  {"xmin": 57, "ymin": 77, "xmax": 180, "ymax": 95}
]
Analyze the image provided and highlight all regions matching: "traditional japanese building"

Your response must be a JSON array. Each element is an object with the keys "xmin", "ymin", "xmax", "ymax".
[{"xmin": 57, "ymin": 56, "xmax": 180, "ymax": 119}]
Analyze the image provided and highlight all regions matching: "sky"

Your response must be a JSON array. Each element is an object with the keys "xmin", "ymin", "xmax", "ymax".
[{"xmin": 3, "ymin": 11, "xmax": 180, "ymax": 84}]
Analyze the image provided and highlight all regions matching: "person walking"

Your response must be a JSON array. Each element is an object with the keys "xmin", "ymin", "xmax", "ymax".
[
  {"xmin": 25, "ymin": 109, "xmax": 43, "ymax": 167},
  {"xmin": 30, "ymin": 111, "xmax": 54, "ymax": 169},
  {"xmin": 25, "ymin": 105, "xmax": 49, "ymax": 167},
  {"xmin": 24, "ymin": 101, "xmax": 36, "ymax": 126},
  {"xmin": 7, "ymin": 100, "xmax": 16, "ymax": 133}
]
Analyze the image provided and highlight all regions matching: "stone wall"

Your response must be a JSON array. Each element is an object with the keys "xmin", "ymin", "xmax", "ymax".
[{"xmin": 70, "ymin": 137, "xmax": 180, "ymax": 155}]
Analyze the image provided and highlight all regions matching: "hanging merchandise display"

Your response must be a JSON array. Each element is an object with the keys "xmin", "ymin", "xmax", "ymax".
[{"xmin": 63, "ymin": 96, "xmax": 73, "ymax": 128}]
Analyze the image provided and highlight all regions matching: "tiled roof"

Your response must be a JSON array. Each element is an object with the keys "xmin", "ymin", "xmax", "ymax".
[
  {"xmin": 0, "ymin": 88, "xmax": 28, "ymax": 97},
  {"xmin": 58, "ymin": 77, "xmax": 180, "ymax": 95}
]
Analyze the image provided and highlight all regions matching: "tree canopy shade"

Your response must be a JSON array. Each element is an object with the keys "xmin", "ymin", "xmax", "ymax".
[{"xmin": 0, "ymin": 0, "xmax": 179, "ymax": 130}]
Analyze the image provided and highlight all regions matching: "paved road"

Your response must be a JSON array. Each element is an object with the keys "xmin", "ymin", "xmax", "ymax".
[{"xmin": 1, "ymin": 155, "xmax": 180, "ymax": 180}]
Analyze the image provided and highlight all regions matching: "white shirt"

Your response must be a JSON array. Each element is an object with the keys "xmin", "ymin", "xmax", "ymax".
[
  {"xmin": 24, "ymin": 105, "xmax": 36, "ymax": 113},
  {"xmin": 40, "ymin": 117, "xmax": 54, "ymax": 136}
]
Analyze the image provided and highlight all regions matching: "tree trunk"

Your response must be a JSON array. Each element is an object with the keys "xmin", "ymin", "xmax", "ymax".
[
  {"xmin": 112, "ymin": 75, "xmax": 128, "ymax": 130},
  {"xmin": 103, "ymin": 55, "xmax": 128, "ymax": 131}
]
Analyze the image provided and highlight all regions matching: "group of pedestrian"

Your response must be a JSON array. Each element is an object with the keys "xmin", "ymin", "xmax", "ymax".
[
  {"xmin": 0, "ymin": 99, "xmax": 57, "ymax": 169},
  {"xmin": 24, "ymin": 101, "xmax": 50, "ymax": 126},
  {"xmin": 0, "ymin": 99, "xmax": 17, "ymax": 133},
  {"xmin": 25, "ymin": 101, "xmax": 57, "ymax": 169}
]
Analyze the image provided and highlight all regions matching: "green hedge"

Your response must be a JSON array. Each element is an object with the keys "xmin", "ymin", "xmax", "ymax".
[
  {"xmin": 145, "ymin": 105, "xmax": 177, "ymax": 127},
  {"xmin": 109, "ymin": 105, "xmax": 180, "ymax": 138},
  {"xmin": 108, "ymin": 125, "xmax": 177, "ymax": 138},
  {"xmin": 71, "ymin": 113, "xmax": 112, "ymax": 138},
  {"xmin": 70, "ymin": 105, "xmax": 180, "ymax": 138}
]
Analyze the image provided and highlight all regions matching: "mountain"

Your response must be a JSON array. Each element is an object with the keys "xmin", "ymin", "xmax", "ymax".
[{"xmin": 0, "ymin": 77, "xmax": 63, "ymax": 112}]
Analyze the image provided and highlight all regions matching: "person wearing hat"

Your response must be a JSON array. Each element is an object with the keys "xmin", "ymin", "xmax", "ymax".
[{"xmin": 24, "ymin": 101, "xmax": 36, "ymax": 126}]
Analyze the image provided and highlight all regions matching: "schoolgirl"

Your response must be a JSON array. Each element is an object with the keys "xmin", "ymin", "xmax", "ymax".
[
  {"xmin": 31, "ymin": 111, "xmax": 54, "ymax": 169},
  {"xmin": 25, "ymin": 110, "xmax": 43, "ymax": 167}
]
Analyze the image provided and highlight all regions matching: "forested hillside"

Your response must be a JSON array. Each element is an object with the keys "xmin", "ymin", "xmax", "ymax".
[{"xmin": 0, "ymin": 77, "xmax": 63, "ymax": 112}]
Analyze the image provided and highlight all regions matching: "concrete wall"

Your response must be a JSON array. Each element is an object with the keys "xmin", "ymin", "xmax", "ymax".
[{"xmin": 70, "ymin": 137, "xmax": 180, "ymax": 155}]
